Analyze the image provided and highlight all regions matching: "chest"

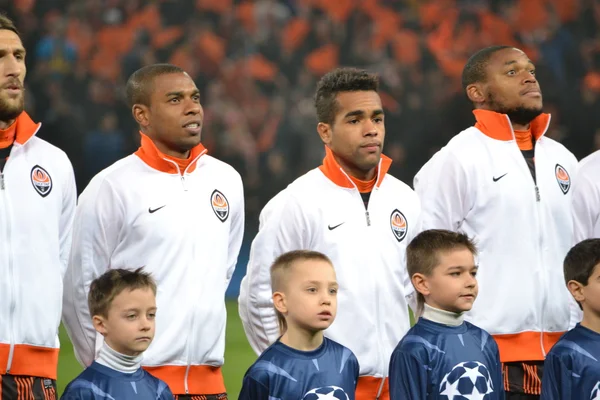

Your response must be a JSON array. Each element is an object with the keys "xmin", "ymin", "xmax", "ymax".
[{"xmin": 270, "ymin": 363, "xmax": 356, "ymax": 400}]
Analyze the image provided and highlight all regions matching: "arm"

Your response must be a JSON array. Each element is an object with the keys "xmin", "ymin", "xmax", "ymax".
[
  {"xmin": 59, "ymin": 160, "xmax": 77, "ymax": 276},
  {"xmin": 62, "ymin": 179, "xmax": 124, "ymax": 366},
  {"xmin": 388, "ymin": 350, "xmax": 428, "ymax": 400},
  {"xmin": 541, "ymin": 353, "xmax": 571, "ymax": 400},
  {"xmin": 239, "ymin": 376, "xmax": 271, "ymax": 400},
  {"xmin": 413, "ymin": 150, "xmax": 472, "ymax": 231},
  {"xmin": 572, "ymin": 170, "xmax": 599, "ymax": 243},
  {"xmin": 238, "ymin": 192, "xmax": 312, "ymax": 354},
  {"xmin": 488, "ymin": 339, "xmax": 505, "ymax": 398},
  {"xmin": 159, "ymin": 383, "xmax": 175, "ymax": 399},
  {"xmin": 226, "ymin": 175, "xmax": 245, "ymax": 287}
]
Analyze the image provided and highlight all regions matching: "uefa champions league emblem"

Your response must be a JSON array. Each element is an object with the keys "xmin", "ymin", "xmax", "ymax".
[
  {"xmin": 303, "ymin": 386, "xmax": 350, "ymax": 400},
  {"xmin": 590, "ymin": 381, "xmax": 600, "ymax": 399},
  {"xmin": 439, "ymin": 361, "xmax": 495, "ymax": 400}
]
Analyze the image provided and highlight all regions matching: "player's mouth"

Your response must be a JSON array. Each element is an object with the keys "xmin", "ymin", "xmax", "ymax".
[
  {"xmin": 520, "ymin": 87, "xmax": 541, "ymax": 98},
  {"xmin": 136, "ymin": 336, "xmax": 152, "ymax": 341},
  {"xmin": 182, "ymin": 120, "xmax": 202, "ymax": 135},
  {"xmin": 3, "ymin": 82, "xmax": 23, "ymax": 96},
  {"xmin": 460, "ymin": 294, "xmax": 476, "ymax": 300},
  {"xmin": 361, "ymin": 142, "xmax": 381, "ymax": 152},
  {"xmin": 318, "ymin": 311, "xmax": 332, "ymax": 320}
]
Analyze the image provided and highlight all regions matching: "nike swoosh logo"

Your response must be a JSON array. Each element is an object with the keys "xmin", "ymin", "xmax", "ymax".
[
  {"xmin": 493, "ymin": 173, "xmax": 508, "ymax": 182},
  {"xmin": 328, "ymin": 222, "xmax": 345, "ymax": 230},
  {"xmin": 148, "ymin": 205, "xmax": 166, "ymax": 214}
]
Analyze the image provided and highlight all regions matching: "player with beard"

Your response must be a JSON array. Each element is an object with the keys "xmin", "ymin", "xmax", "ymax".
[
  {"xmin": 0, "ymin": 14, "xmax": 76, "ymax": 399},
  {"xmin": 414, "ymin": 46, "xmax": 579, "ymax": 399}
]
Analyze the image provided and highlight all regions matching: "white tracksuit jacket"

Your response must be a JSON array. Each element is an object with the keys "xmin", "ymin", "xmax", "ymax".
[
  {"xmin": 62, "ymin": 134, "xmax": 244, "ymax": 394},
  {"xmin": 572, "ymin": 150, "xmax": 600, "ymax": 241}
]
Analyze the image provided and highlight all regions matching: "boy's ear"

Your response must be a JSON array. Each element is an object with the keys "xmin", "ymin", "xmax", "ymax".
[
  {"xmin": 412, "ymin": 273, "xmax": 430, "ymax": 297},
  {"xmin": 567, "ymin": 280, "xmax": 585, "ymax": 305},
  {"xmin": 92, "ymin": 315, "xmax": 108, "ymax": 337},
  {"xmin": 273, "ymin": 291, "xmax": 287, "ymax": 314}
]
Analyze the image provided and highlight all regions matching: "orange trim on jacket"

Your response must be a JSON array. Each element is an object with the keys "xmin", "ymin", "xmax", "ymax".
[
  {"xmin": 134, "ymin": 132, "xmax": 207, "ymax": 174},
  {"xmin": 473, "ymin": 109, "xmax": 550, "ymax": 142},
  {"xmin": 318, "ymin": 146, "xmax": 392, "ymax": 189},
  {"xmin": 356, "ymin": 376, "xmax": 389, "ymax": 400},
  {"xmin": 0, "ymin": 343, "xmax": 59, "ymax": 379},
  {"xmin": 493, "ymin": 331, "xmax": 564, "ymax": 362},
  {"xmin": 514, "ymin": 128, "xmax": 534, "ymax": 151},
  {"xmin": 143, "ymin": 365, "xmax": 225, "ymax": 395}
]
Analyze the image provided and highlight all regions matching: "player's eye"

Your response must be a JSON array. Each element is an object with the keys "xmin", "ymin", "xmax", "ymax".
[
  {"xmin": 449, "ymin": 272, "xmax": 460, "ymax": 277},
  {"xmin": 507, "ymin": 70, "xmax": 516, "ymax": 76},
  {"xmin": 307, "ymin": 287, "xmax": 317, "ymax": 293},
  {"xmin": 148, "ymin": 313, "xmax": 156, "ymax": 319},
  {"xmin": 127, "ymin": 314, "xmax": 136, "ymax": 320},
  {"xmin": 373, "ymin": 117, "xmax": 383, "ymax": 123},
  {"xmin": 471, "ymin": 271, "xmax": 478, "ymax": 277},
  {"xmin": 169, "ymin": 98, "xmax": 180, "ymax": 103},
  {"xmin": 530, "ymin": 69, "xmax": 536, "ymax": 76},
  {"xmin": 329, "ymin": 288, "xmax": 338, "ymax": 295},
  {"xmin": 348, "ymin": 119, "xmax": 359, "ymax": 124},
  {"xmin": 192, "ymin": 95, "xmax": 200, "ymax": 102}
]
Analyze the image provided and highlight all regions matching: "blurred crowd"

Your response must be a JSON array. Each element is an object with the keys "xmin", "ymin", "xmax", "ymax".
[{"xmin": 3, "ymin": 0, "xmax": 600, "ymax": 232}]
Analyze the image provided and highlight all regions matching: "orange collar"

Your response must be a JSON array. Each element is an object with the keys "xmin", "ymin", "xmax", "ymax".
[
  {"xmin": 4, "ymin": 112, "xmax": 41, "ymax": 145},
  {"xmin": 318, "ymin": 146, "xmax": 392, "ymax": 189},
  {"xmin": 134, "ymin": 132, "xmax": 207, "ymax": 174},
  {"xmin": 473, "ymin": 109, "xmax": 550, "ymax": 141},
  {"xmin": 0, "ymin": 121, "xmax": 16, "ymax": 148}
]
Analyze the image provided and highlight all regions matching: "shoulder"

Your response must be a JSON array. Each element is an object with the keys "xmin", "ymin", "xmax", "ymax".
[
  {"xmin": 579, "ymin": 151, "xmax": 600, "ymax": 178},
  {"xmin": 325, "ymin": 338, "xmax": 359, "ymax": 366},
  {"xmin": 199, "ymin": 155, "xmax": 243, "ymax": 182},
  {"xmin": 141, "ymin": 371, "xmax": 172, "ymax": 396},
  {"xmin": 380, "ymin": 173, "xmax": 418, "ymax": 198},
  {"xmin": 393, "ymin": 324, "xmax": 434, "ymax": 359},
  {"xmin": 24, "ymin": 136, "xmax": 73, "ymax": 174},
  {"xmin": 539, "ymin": 137, "xmax": 578, "ymax": 165},
  {"xmin": 466, "ymin": 322, "xmax": 499, "ymax": 351},
  {"xmin": 547, "ymin": 330, "xmax": 582, "ymax": 357}
]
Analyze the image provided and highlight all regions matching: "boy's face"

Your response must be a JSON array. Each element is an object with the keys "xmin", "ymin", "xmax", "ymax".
[
  {"xmin": 569, "ymin": 263, "xmax": 600, "ymax": 315},
  {"xmin": 415, "ymin": 248, "xmax": 478, "ymax": 314},
  {"xmin": 274, "ymin": 260, "xmax": 338, "ymax": 333},
  {"xmin": 93, "ymin": 287, "xmax": 157, "ymax": 357}
]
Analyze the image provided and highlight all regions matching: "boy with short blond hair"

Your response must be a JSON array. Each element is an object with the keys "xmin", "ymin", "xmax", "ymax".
[
  {"xmin": 61, "ymin": 268, "xmax": 173, "ymax": 399},
  {"xmin": 389, "ymin": 229, "xmax": 503, "ymax": 399},
  {"xmin": 239, "ymin": 250, "xmax": 359, "ymax": 400},
  {"xmin": 541, "ymin": 239, "xmax": 600, "ymax": 399}
]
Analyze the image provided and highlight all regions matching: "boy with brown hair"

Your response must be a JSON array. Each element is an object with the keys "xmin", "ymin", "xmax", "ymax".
[
  {"xmin": 240, "ymin": 250, "xmax": 359, "ymax": 400},
  {"xmin": 389, "ymin": 229, "xmax": 503, "ymax": 399},
  {"xmin": 61, "ymin": 268, "xmax": 173, "ymax": 399}
]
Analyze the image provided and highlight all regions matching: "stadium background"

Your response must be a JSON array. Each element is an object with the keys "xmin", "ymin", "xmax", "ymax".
[{"xmin": 3, "ymin": 0, "xmax": 600, "ymax": 397}]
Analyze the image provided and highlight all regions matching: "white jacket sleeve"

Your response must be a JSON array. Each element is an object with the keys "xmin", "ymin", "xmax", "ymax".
[
  {"xmin": 403, "ymin": 208, "xmax": 422, "ymax": 314},
  {"xmin": 62, "ymin": 178, "xmax": 125, "ymax": 367},
  {"xmin": 413, "ymin": 150, "xmax": 472, "ymax": 232},
  {"xmin": 238, "ymin": 192, "xmax": 312, "ymax": 354},
  {"xmin": 572, "ymin": 170, "xmax": 599, "ymax": 243},
  {"xmin": 226, "ymin": 175, "xmax": 245, "ymax": 286},
  {"xmin": 59, "ymin": 161, "xmax": 77, "ymax": 276}
]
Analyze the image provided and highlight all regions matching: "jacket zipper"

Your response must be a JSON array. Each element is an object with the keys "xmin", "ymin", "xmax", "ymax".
[
  {"xmin": 507, "ymin": 117, "xmax": 547, "ymax": 357},
  {"xmin": 1, "ymin": 166, "xmax": 16, "ymax": 373}
]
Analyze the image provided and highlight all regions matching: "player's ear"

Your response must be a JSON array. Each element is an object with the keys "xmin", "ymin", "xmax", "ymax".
[
  {"xmin": 92, "ymin": 315, "xmax": 108, "ymax": 336},
  {"xmin": 132, "ymin": 104, "xmax": 150, "ymax": 128},
  {"xmin": 317, "ymin": 122, "xmax": 332, "ymax": 145},
  {"xmin": 567, "ymin": 280, "xmax": 585, "ymax": 305},
  {"xmin": 273, "ymin": 291, "xmax": 287, "ymax": 314},
  {"xmin": 412, "ymin": 273, "xmax": 430, "ymax": 296},
  {"xmin": 466, "ymin": 83, "xmax": 485, "ymax": 105}
]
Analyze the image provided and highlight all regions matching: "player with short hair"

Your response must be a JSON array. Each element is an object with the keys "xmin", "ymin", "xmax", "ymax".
[
  {"xmin": 239, "ymin": 67, "xmax": 421, "ymax": 400},
  {"xmin": 239, "ymin": 250, "xmax": 359, "ymax": 399},
  {"xmin": 414, "ymin": 46, "xmax": 579, "ymax": 399},
  {"xmin": 62, "ymin": 64, "xmax": 244, "ymax": 399},
  {"xmin": 389, "ymin": 229, "xmax": 503, "ymax": 399},
  {"xmin": 541, "ymin": 239, "xmax": 600, "ymax": 399},
  {"xmin": 572, "ymin": 150, "xmax": 600, "ymax": 241},
  {"xmin": 61, "ymin": 268, "xmax": 173, "ymax": 399},
  {"xmin": 0, "ymin": 13, "xmax": 76, "ymax": 399}
]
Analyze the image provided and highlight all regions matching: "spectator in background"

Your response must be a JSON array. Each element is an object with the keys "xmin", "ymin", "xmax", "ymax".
[
  {"xmin": 34, "ymin": 14, "xmax": 76, "ymax": 80},
  {"xmin": 83, "ymin": 111, "xmax": 125, "ymax": 185}
]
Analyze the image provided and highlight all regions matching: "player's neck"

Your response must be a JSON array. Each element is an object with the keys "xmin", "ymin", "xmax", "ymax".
[
  {"xmin": 0, "ymin": 118, "xmax": 15, "ymax": 130},
  {"xmin": 280, "ymin": 326, "xmax": 324, "ymax": 351},
  {"xmin": 510, "ymin": 122, "xmax": 530, "ymax": 131},
  {"xmin": 96, "ymin": 341, "xmax": 143, "ymax": 374},
  {"xmin": 580, "ymin": 308, "xmax": 600, "ymax": 334},
  {"xmin": 422, "ymin": 303, "xmax": 464, "ymax": 326}
]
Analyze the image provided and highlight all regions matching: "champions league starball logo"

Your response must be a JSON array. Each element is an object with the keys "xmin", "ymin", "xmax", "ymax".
[
  {"xmin": 590, "ymin": 381, "xmax": 600, "ymax": 399},
  {"xmin": 439, "ymin": 361, "xmax": 495, "ymax": 400},
  {"xmin": 302, "ymin": 386, "xmax": 350, "ymax": 400}
]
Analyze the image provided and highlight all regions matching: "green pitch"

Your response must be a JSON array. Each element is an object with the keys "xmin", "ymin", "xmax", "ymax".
[{"xmin": 57, "ymin": 300, "xmax": 257, "ymax": 398}]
